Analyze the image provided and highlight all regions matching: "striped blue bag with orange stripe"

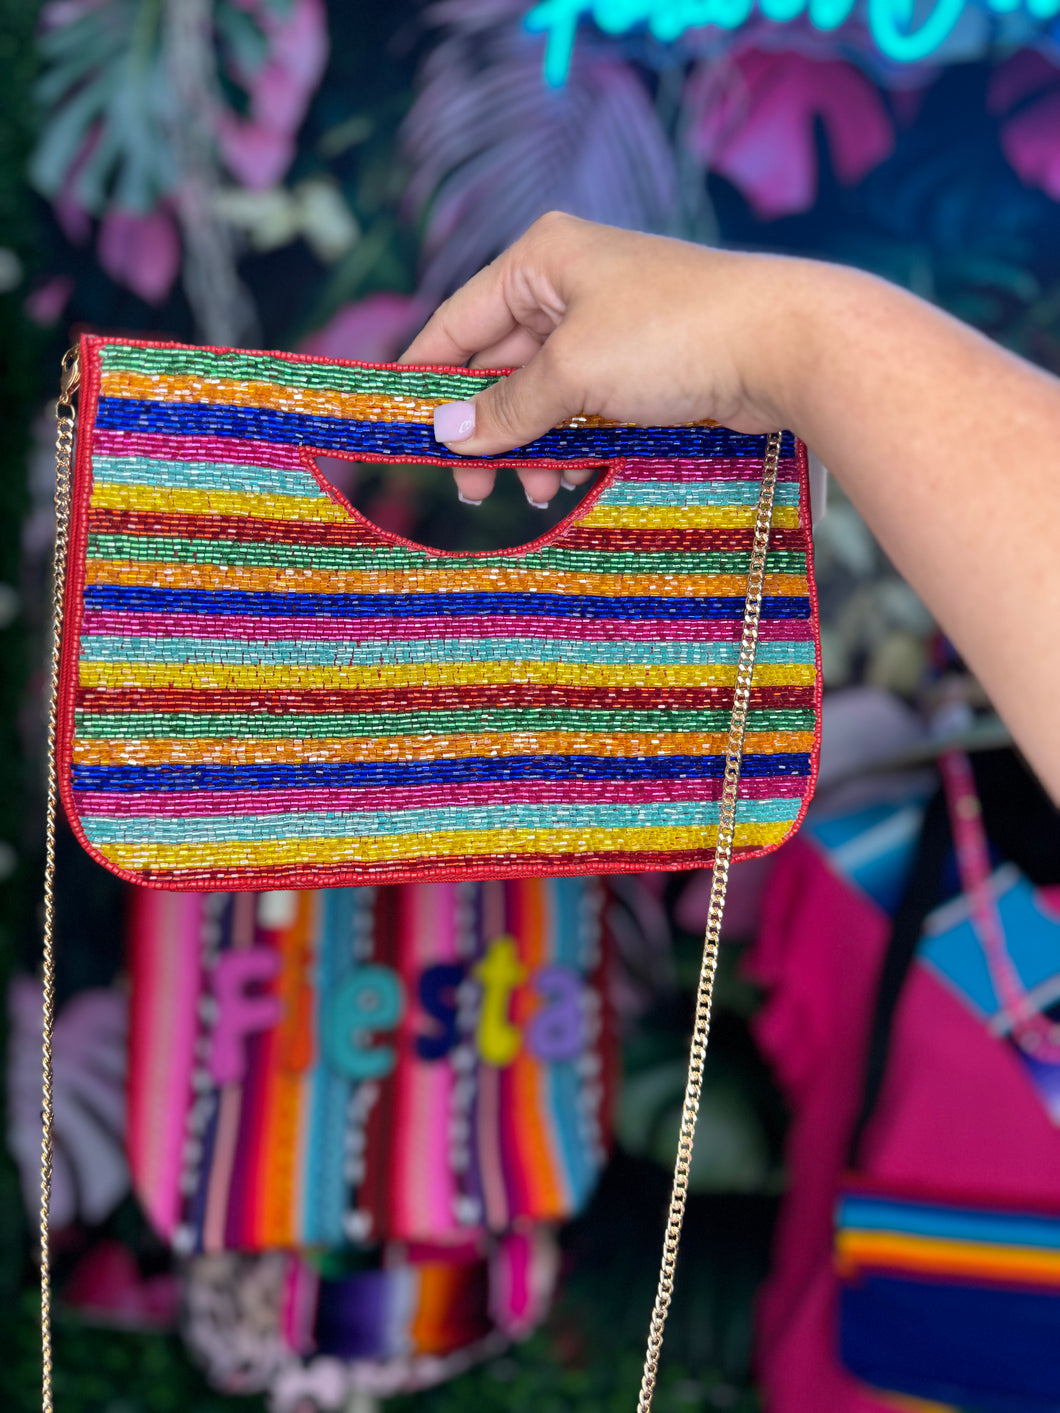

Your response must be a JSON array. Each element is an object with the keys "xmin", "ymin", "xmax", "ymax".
[{"xmin": 837, "ymin": 1184, "xmax": 1060, "ymax": 1413}]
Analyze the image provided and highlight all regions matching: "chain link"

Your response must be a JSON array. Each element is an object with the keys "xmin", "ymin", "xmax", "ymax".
[
  {"xmin": 41, "ymin": 347, "xmax": 79, "ymax": 1413},
  {"xmin": 636, "ymin": 431, "xmax": 781, "ymax": 1413}
]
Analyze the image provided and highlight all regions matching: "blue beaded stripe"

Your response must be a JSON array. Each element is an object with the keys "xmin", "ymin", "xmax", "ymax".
[
  {"xmin": 90, "ymin": 455, "xmax": 801, "ymax": 505},
  {"xmin": 71, "ymin": 753, "xmax": 814, "ymax": 792},
  {"xmin": 95, "ymin": 398, "xmax": 800, "ymax": 463},
  {"xmin": 82, "ymin": 586, "xmax": 813, "ymax": 621}
]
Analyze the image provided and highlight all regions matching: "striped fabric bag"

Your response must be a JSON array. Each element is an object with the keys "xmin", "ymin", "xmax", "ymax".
[
  {"xmin": 836, "ymin": 1184, "xmax": 1060, "ymax": 1413},
  {"xmin": 126, "ymin": 877, "xmax": 615, "ymax": 1254},
  {"xmin": 41, "ymin": 336, "xmax": 821, "ymax": 1413}
]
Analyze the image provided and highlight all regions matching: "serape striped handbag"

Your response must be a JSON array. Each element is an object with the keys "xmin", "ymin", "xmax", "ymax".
[{"xmin": 39, "ymin": 336, "xmax": 822, "ymax": 1412}]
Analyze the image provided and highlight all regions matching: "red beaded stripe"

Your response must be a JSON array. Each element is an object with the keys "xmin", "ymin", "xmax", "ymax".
[{"xmin": 76, "ymin": 683, "xmax": 818, "ymax": 715}]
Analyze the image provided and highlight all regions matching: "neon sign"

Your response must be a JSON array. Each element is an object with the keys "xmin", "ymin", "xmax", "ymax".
[{"xmin": 525, "ymin": 0, "xmax": 1060, "ymax": 82}]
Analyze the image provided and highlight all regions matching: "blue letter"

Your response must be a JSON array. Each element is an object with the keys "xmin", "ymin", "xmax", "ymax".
[
  {"xmin": 760, "ymin": 0, "xmax": 807, "ymax": 21},
  {"xmin": 525, "ymin": 0, "xmax": 590, "ymax": 87},
  {"xmin": 416, "ymin": 963, "xmax": 465, "ymax": 1061},
  {"xmin": 809, "ymin": 0, "xmax": 857, "ymax": 29}
]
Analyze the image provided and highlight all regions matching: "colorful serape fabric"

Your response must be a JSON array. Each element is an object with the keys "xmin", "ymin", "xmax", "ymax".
[
  {"xmin": 837, "ymin": 1185, "xmax": 1060, "ymax": 1412},
  {"xmin": 127, "ymin": 876, "xmax": 616, "ymax": 1254},
  {"xmin": 181, "ymin": 1232, "xmax": 556, "ymax": 1399},
  {"xmin": 60, "ymin": 335, "xmax": 820, "ymax": 889}
]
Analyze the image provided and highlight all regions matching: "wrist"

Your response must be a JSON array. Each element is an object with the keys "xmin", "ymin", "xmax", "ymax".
[{"xmin": 748, "ymin": 255, "xmax": 846, "ymax": 437}]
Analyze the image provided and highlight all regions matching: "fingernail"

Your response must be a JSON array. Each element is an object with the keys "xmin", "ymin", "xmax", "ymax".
[
  {"xmin": 526, "ymin": 492, "xmax": 550, "ymax": 510},
  {"xmin": 457, "ymin": 491, "xmax": 483, "ymax": 506},
  {"xmin": 560, "ymin": 475, "xmax": 578, "ymax": 492},
  {"xmin": 434, "ymin": 400, "xmax": 476, "ymax": 445}
]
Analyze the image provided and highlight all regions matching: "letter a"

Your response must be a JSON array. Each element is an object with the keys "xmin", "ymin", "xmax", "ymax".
[{"xmin": 528, "ymin": 964, "xmax": 585, "ymax": 1061}]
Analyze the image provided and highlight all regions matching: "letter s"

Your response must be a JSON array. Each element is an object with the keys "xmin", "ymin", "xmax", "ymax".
[{"xmin": 416, "ymin": 963, "xmax": 465, "ymax": 1061}]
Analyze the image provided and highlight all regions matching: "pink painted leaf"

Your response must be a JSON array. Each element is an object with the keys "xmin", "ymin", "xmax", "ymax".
[
  {"xmin": 989, "ymin": 52, "xmax": 1060, "ymax": 203},
  {"xmin": 1000, "ymin": 91, "xmax": 1060, "ymax": 201},
  {"xmin": 25, "ymin": 274, "xmax": 74, "ymax": 326},
  {"xmin": 218, "ymin": 0, "xmax": 329, "ymax": 190},
  {"xmin": 97, "ymin": 206, "xmax": 182, "ymax": 304},
  {"xmin": 63, "ymin": 1240, "xmax": 181, "ymax": 1330},
  {"xmin": 215, "ymin": 114, "xmax": 297, "ymax": 191},
  {"xmin": 687, "ymin": 49, "xmax": 894, "ymax": 219},
  {"xmin": 987, "ymin": 49, "xmax": 1056, "ymax": 113}
]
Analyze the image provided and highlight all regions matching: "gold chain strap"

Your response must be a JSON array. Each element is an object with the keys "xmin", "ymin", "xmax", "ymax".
[
  {"xmin": 636, "ymin": 429, "xmax": 781, "ymax": 1413},
  {"xmin": 41, "ymin": 347, "xmax": 79, "ymax": 1413},
  {"xmin": 37, "ymin": 355, "xmax": 777, "ymax": 1413}
]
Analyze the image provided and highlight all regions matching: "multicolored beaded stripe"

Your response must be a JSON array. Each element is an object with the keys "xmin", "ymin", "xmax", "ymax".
[{"xmin": 59, "ymin": 335, "xmax": 821, "ymax": 889}]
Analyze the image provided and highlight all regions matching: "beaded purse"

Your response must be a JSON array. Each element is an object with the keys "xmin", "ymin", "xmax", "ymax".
[{"xmin": 39, "ymin": 336, "xmax": 821, "ymax": 1412}]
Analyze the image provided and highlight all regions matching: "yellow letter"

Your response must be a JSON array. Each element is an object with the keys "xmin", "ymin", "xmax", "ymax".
[{"xmin": 474, "ymin": 936, "xmax": 527, "ymax": 1067}]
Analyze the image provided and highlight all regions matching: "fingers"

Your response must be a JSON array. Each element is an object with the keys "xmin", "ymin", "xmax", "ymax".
[
  {"xmin": 399, "ymin": 261, "xmax": 521, "ymax": 368},
  {"xmin": 452, "ymin": 464, "xmax": 498, "ymax": 504},
  {"xmin": 468, "ymin": 326, "xmax": 545, "ymax": 370},
  {"xmin": 517, "ymin": 467, "xmax": 563, "ymax": 506},
  {"xmin": 432, "ymin": 338, "xmax": 582, "ymax": 458}
]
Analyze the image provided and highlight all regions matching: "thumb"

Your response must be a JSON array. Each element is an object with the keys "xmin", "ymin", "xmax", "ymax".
[{"xmin": 432, "ymin": 344, "xmax": 580, "ymax": 458}]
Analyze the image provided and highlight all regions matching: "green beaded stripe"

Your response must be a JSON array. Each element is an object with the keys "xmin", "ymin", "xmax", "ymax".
[
  {"xmin": 101, "ymin": 343, "xmax": 505, "ymax": 402},
  {"xmin": 73, "ymin": 707, "xmax": 818, "ymax": 740},
  {"xmin": 85, "ymin": 533, "xmax": 807, "ymax": 578}
]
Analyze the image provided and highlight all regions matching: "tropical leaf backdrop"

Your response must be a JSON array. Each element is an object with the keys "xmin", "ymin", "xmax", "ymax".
[{"xmin": 1, "ymin": 1, "xmax": 1058, "ymax": 1409}]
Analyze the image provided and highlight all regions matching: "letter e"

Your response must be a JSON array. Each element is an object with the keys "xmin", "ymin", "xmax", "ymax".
[{"xmin": 323, "ymin": 966, "xmax": 403, "ymax": 1081}]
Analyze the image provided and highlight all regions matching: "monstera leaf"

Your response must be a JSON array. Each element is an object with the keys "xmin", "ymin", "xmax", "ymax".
[
  {"xmin": 685, "ymin": 47, "xmax": 894, "ymax": 219},
  {"xmin": 403, "ymin": 3, "xmax": 678, "ymax": 294}
]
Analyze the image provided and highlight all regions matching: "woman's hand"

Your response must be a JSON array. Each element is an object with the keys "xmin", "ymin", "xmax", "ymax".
[{"xmin": 399, "ymin": 212, "xmax": 806, "ymax": 505}]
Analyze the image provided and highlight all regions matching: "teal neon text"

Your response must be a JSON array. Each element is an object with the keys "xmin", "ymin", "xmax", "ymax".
[{"xmin": 525, "ymin": 0, "xmax": 1060, "ymax": 82}]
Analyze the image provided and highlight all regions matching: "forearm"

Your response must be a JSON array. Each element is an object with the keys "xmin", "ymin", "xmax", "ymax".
[{"xmin": 780, "ymin": 264, "xmax": 1060, "ymax": 797}]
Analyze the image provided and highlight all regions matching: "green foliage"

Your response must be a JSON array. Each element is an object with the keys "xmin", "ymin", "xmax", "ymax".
[
  {"xmin": 0, "ymin": 1288, "xmax": 267, "ymax": 1413},
  {"xmin": 30, "ymin": 0, "xmax": 176, "ymax": 213},
  {"xmin": 28, "ymin": 0, "xmax": 283, "ymax": 217},
  {"xmin": 0, "ymin": 0, "xmax": 43, "ymax": 1074},
  {"xmin": 390, "ymin": 1333, "xmax": 760, "ymax": 1413}
]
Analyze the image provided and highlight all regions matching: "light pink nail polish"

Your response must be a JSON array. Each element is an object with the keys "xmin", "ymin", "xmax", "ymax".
[
  {"xmin": 434, "ymin": 400, "xmax": 476, "ymax": 445},
  {"xmin": 526, "ymin": 492, "xmax": 549, "ymax": 510},
  {"xmin": 560, "ymin": 475, "xmax": 578, "ymax": 492},
  {"xmin": 457, "ymin": 492, "xmax": 483, "ymax": 506}
]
